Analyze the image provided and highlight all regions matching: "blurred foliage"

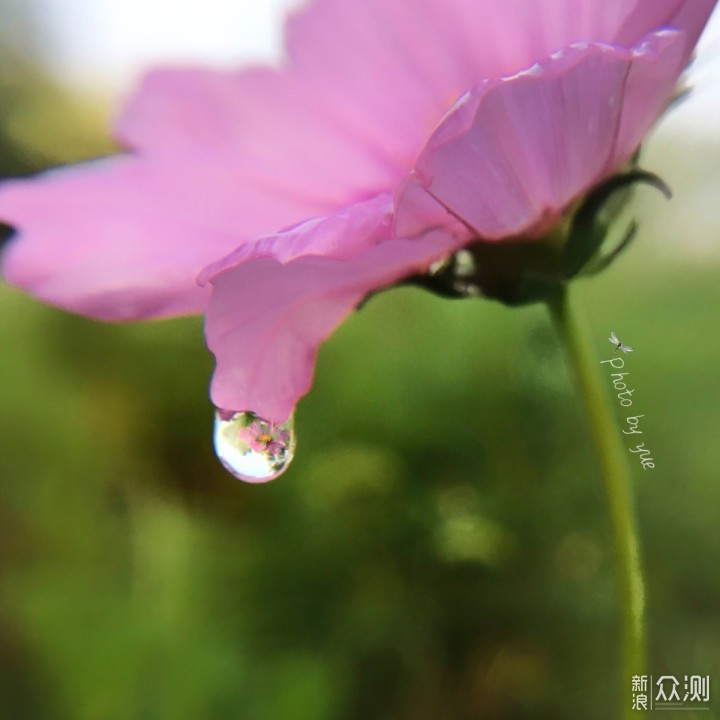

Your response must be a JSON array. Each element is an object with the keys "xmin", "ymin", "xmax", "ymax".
[
  {"xmin": 0, "ymin": 4, "xmax": 113, "ymax": 174},
  {"xmin": 1, "ymin": 9, "xmax": 720, "ymax": 720}
]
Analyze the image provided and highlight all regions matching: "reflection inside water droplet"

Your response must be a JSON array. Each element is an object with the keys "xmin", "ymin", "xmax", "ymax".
[{"xmin": 213, "ymin": 410, "xmax": 296, "ymax": 483}]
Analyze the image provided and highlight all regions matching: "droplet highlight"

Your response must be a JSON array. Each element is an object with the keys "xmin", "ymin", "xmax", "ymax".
[{"xmin": 214, "ymin": 410, "xmax": 296, "ymax": 483}]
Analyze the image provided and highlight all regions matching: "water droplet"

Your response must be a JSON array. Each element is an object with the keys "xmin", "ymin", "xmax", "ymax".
[{"xmin": 213, "ymin": 410, "xmax": 296, "ymax": 483}]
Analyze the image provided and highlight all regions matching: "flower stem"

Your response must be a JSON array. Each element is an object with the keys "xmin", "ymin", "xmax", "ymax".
[{"xmin": 546, "ymin": 287, "xmax": 645, "ymax": 717}]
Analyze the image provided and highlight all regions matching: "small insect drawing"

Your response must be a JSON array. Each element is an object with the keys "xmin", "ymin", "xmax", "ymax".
[{"xmin": 609, "ymin": 331, "xmax": 633, "ymax": 355}]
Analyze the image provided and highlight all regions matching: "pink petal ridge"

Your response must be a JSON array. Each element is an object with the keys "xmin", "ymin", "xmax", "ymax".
[{"xmin": 397, "ymin": 29, "xmax": 687, "ymax": 241}]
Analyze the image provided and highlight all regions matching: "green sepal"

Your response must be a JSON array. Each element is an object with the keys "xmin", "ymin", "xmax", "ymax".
[
  {"xmin": 562, "ymin": 170, "xmax": 671, "ymax": 279},
  {"xmin": 581, "ymin": 220, "xmax": 638, "ymax": 277}
]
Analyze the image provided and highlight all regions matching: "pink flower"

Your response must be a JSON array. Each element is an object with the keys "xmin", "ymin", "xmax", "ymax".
[
  {"xmin": 0, "ymin": 0, "xmax": 716, "ymax": 424},
  {"xmin": 238, "ymin": 419, "xmax": 291, "ymax": 456}
]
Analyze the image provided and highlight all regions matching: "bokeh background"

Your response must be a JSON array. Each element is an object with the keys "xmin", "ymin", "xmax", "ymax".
[{"xmin": 1, "ymin": 2, "xmax": 719, "ymax": 719}]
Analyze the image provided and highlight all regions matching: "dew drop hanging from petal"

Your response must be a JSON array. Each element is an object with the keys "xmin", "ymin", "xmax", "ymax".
[{"xmin": 213, "ymin": 410, "xmax": 296, "ymax": 482}]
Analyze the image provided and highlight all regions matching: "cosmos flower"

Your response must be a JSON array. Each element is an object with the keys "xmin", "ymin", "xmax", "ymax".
[
  {"xmin": 0, "ymin": 0, "xmax": 716, "ymax": 426},
  {"xmin": 238, "ymin": 419, "xmax": 291, "ymax": 456}
]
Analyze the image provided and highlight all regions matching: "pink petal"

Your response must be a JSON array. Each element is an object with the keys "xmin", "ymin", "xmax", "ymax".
[
  {"xmin": 285, "ymin": 0, "xmax": 714, "ymax": 174},
  {"xmin": 286, "ymin": 0, "xmax": 467, "ymax": 171},
  {"xmin": 614, "ymin": 0, "xmax": 717, "ymax": 54},
  {"xmin": 392, "ymin": 175, "xmax": 472, "ymax": 240},
  {"xmin": 0, "ymin": 151, "xmax": 337, "ymax": 321},
  {"xmin": 397, "ymin": 30, "xmax": 686, "ymax": 241},
  {"xmin": 117, "ymin": 66, "xmax": 404, "ymax": 205},
  {"xmin": 610, "ymin": 30, "xmax": 692, "ymax": 168},
  {"xmin": 199, "ymin": 194, "xmax": 396, "ymax": 283},
  {"xmin": 2, "ymin": 62, "xmax": 419, "ymax": 322},
  {"xmin": 204, "ymin": 200, "xmax": 461, "ymax": 423},
  {"xmin": 1, "ymin": 158, "xmax": 209, "ymax": 319}
]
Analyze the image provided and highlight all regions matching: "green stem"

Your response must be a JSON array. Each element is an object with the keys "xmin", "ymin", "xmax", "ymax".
[{"xmin": 547, "ymin": 287, "xmax": 645, "ymax": 718}]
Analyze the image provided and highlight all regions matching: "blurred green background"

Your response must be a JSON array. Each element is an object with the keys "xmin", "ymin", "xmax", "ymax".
[{"xmin": 1, "ymin": 7, "xmax": 720, "ymax": 720}]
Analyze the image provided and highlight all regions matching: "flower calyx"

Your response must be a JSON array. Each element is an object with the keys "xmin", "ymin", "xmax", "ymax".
[{"xmin": 406, "ymin": 169, "xmax": 672, "ymax": 307}]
